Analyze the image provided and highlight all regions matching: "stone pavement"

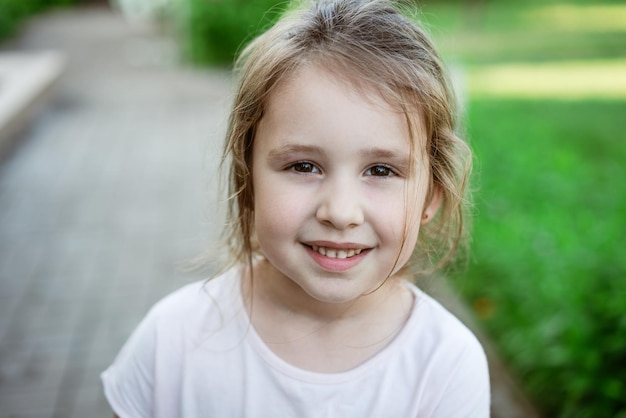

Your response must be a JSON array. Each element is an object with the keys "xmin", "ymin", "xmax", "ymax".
[
  {"xmin": 0, "ymin": 4, "xmax": 230, "ymax": 416},
  {"xmin": 0, "ymin": 3, "xmax": 540, "ymax": 418}
]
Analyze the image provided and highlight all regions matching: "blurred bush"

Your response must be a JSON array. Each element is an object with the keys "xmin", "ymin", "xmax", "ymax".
[
  {"xmin": 0, "ymin": 0, "xmax": 77, "ymax": 40},
  {"xmin": 465, "ymin": 99, "xmax": 626, "ymax": 417},
  {"xmin": 421, "ymin": 0, "xmax": 626, "ymax": 416},
  {"xmin": 176, "ymin": 0, "xmax": 285, "ymax": 66}
]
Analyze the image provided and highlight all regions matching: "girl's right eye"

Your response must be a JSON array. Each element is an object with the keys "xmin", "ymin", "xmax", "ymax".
[{"xmin": 290, "ymin": 162, "xmax": 320, "ymax": 174}]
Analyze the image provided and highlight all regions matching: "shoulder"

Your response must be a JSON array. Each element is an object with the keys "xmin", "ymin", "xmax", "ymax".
[
  {"xmin": 401, "ymin": 282, "xmax": 490, "ymax": 416},
  {"xmin": 406, "ymin": 282, "xmax": 484, "ymax": 355},
  {"xmin": 128, "ymin": 267, "xmax": 247, "ymax": 358},
  {"xmin": 101, "ymin": 268, "xmax": 245, "ymax": 417},
  {"xmin": 144, "ymin": 267, "xmax": 242, "ymax": 324}
]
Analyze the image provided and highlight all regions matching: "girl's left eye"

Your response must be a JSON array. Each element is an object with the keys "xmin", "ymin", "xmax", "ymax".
[
  {"xmin": 290, "ymin": 162, "xmax": 320, "ymax": 173},
  {"xmin": 365, "ymin": 165, "xmax": 395, "ymax": 177}
]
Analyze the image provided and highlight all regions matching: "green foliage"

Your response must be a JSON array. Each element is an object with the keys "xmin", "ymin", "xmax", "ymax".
[
  {"xmin": 0, "ymin": 0, "xmax": 76, "ymax": 40},
  {"xmin": 177, "ymin": 0, "xmax": 286, "ymax": 66},
  {"xmin": 422, "ymin": 1, "xmax": 626, "ymax": 414},
  {"xmin": 461, "ymin": 99, "xmax": 626, "ymax": 416},
  {"xmin": 420, "ymin": 2, "xmax": 626, "ymax": 65}
]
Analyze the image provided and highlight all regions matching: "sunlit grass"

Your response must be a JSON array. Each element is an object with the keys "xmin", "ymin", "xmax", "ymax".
[
  {"xmin": 468, "ymin": 59, "xmax": 626, "ymax": 99},
  {"xmin": 422, "ymin": 3, "xmax": 626, "ymax": 64},
  {"xmin": 524, "ymin": 4, "xmax": 626, "ymax": 32}
]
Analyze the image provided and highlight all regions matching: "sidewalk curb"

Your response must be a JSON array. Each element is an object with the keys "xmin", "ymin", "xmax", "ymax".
[{"xmin": 0, "ymin": 51, "xmax": 66, "ymax": 155}]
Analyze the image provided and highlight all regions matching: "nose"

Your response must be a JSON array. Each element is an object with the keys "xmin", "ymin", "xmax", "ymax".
[{"xmin": 315, "ymin": 176, "xmax": 364, "ymax": 230}]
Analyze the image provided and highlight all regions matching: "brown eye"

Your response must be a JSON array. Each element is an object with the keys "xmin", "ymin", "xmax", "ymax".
[
  {"xmin": 292, "ymin": 162, "xmax": 319, "ymax": 173},
  {"xmin": 366, "ymin": 165, "xmax": 394, "ymax": 177}
]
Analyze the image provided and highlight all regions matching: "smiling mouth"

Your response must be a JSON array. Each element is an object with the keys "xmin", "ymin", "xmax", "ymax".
[{"xmin": 310, "ymin": 245, "xmax": 364, "ymax": 259}]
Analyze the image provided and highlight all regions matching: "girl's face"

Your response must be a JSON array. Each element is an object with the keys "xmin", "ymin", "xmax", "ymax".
[{"xmin": 251, "ymin": 64, "xmax": 439, "ymax": 307}]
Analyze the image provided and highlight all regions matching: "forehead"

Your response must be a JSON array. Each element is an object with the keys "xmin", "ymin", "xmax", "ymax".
[
  {"xmin": 251, "ymin": 63, "xmax": 435, "ymax": 174},
  {"xmin": 263, "ymin": 61, "xmax": 427, "ymax": 148},
  {"xmin": 272, "ymin": 62, "xmax": 395, "ymax": 111},
  {"xmin": 265, "ymin": 65, "xmax": 402, "ymax": 131}
]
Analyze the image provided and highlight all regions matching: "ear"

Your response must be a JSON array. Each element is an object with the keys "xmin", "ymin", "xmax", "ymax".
[{"xmin": 421, "ymin": 186, "xmax": 442, "ymax": 225}]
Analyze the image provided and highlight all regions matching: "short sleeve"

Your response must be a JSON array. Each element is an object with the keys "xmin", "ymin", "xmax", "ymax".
[{"xmin": 101, "ymin": 309, "xmax": 159, "ymax": 418}]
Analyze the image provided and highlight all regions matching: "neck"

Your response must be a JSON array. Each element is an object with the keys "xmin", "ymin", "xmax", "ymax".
[{"xmin": 242, "ymin": 259, "xmax": 415, "ymax": 372}]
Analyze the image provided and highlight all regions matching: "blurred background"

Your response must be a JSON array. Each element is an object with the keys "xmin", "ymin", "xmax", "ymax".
[{"xmin": 0, "ymin": 0, "xmax": 624, "ymax": 417}]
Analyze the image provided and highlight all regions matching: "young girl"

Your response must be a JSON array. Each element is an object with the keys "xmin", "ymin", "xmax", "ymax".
[{"xmin": 102, "ymin": 0, "xmax": 490, "ymax": 416}]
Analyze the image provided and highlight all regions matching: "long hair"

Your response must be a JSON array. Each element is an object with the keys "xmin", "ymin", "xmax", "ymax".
[{"xmin": 221, "ymin": 0, "xmax": 472, "ymax": 275}]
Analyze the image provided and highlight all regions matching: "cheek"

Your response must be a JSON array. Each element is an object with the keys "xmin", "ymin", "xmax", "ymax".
[
  {"xmin": 390, "ymin": 218, "xmax": 421, "ymax": 273},
  {"xmin": 254, "ymin": 182, "xmax": 309, "ymax": 234},
  {"xmin": 375, "ymin": 183, "xmax": 424, "ymax": 228},
  {"xmin": 378, "ymin": 185, "xmax": 425, "ymax": 256}
]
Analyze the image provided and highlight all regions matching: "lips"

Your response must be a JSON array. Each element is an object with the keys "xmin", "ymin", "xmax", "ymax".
[{"xmin": 304, "ymin": 242, "xmax": 370, "ymax": 272}]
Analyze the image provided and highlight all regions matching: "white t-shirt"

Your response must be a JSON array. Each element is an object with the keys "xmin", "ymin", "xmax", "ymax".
[{"xmin": 101, "ymin": 268, "xmax": 490, "ymax": 417}]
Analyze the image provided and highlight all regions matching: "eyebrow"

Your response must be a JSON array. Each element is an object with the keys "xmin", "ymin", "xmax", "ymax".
[
  {"xmin": 268, "ymin": 144, "xmax": 408, "ymax": 160},
  {"xmin": 360, "ymin": 147, "xmax": 407, "ymax": 161},
  {"xmin": 267, "ymin": 144, "xmax": 324, "ymax": 160},
  {"xmin": 363, "ymin": 147, "xmax": 411, "ymax": 173}
]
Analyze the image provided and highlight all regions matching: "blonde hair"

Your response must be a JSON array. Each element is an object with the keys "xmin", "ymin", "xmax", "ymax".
[{"xmin": 221, "ymin": 0, "xmax": 472, "ymax": 275}]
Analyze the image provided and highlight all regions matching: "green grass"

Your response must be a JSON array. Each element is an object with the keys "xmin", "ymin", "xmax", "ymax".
[
  {"xmin": 420, "ymin": 2, "xmax": 626, "ymax": 64},
  {"xmin": 420, "ymin": 1, "xmax": 626, "ymax": 415},
  {"xmin": 461, "ymin": 99, "xmax": 626, "ymax": 416}
]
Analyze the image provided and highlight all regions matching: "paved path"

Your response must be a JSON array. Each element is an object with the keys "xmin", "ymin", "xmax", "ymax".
[{"xmin": 0, "ymin": 5, "xmax": 230, "ymax": 416}]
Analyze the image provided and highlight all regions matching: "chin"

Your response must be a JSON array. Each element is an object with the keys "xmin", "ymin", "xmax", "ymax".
[{"xmin": 299, "ymin": 278, "xmax": 379, "ymax": 305}]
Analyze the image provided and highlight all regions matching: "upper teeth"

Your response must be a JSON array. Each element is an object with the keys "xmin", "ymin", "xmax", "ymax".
[{"xmin": 311, "ymin": 245, "xmax": 363, "ymax": 259}]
